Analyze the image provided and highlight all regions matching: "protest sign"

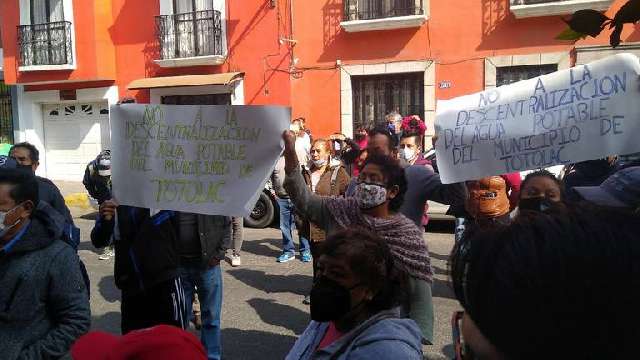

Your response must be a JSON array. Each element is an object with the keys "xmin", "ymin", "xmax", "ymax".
[
  {"xmin": 110, "ymin": 104, "xmax": 289, "ymax": 216},
  {"xmin": 434, "ymin": 53, "xmax": 640, "ymax": 184}
]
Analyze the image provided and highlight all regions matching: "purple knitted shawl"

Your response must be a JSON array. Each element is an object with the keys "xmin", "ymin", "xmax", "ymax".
[{"xmin": 325, "ymin": 197, "xmax": 433, "ymax": 282}]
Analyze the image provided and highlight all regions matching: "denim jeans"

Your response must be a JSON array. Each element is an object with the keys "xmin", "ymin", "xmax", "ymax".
[
  {"xmin": 179, "ymin": 264, "xmax": 223, "ymax": 360},
  {"xmin": 276, "ymin": 197, "xmax": 310, "ymax": 254}
]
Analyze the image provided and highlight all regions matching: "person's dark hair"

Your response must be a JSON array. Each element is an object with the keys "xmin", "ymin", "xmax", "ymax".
[
  {"xmin": 449, "ymin": 207, "xmax": 640, "ymax": 359},
  {"xmin": 318, "ymin": 228, "xmax": 408, "ymax": 314},
  {"xmin": 10, "ymin": 142, "xmax": 40, "ymax": 163},
  {"xmin": 520, "ymin": 169, "xmax": 563, "ymax": 199},
  {"xmin": 400, "ymin": 132, "xmax": 423, "ymax": 149},
  {"xmin": 369, "ymin": 125, "xmax": 398, "ymax": 150},
  {"xmin": 363, "ymin": 154, "xmax": 406, "ymax": 211},
  {"xmin": 0, "ymin": 168, "xmax": 39, "ymax": 205}
]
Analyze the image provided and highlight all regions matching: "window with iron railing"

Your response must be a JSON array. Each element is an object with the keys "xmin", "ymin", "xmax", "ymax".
[
  {"xmin": 18, "ymin": 0, "xmax": 72, "ymax": 67},
  {"xmin": 496, "ymin": 64, "xmax": 558, "ymax": 87},
  {"xmin": 156, "ymin": 9, "xmax": 223, "ymax": 60},
  {"xmin": 352, "ymin": 72, "xmax": 424, "ymax": 131},
  {"xmin": 343, "ymin": 0, "xmax": 424, "ymax": 21},
  {"xmin": 18, "ymin": 21, "xmax": 73, "ymax": 66},
  {"xmin": 0, "ymin": 82, "xmax": 14, "ymax": 144}
]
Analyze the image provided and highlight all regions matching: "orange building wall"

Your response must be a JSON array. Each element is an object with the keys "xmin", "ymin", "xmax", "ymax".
[
  {"xmin": 292, "ymin": 0, "xmax": 638, "ymax": 138},
  {"xmin": 1, "ymin": 0, "xmax": 292, "ymax": 108},
  {"xmin": 0, "ymin": 0, "xmax": 117, "ymax": 85},
  {"xmin": 111, "ymin": 0, "xmax": 292, "ymax": 106}
]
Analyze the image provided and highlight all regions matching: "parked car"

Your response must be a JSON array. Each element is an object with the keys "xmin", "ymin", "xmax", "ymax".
[{"xmin": 244, "ymin": 179, "xmax": 279, "ymax": 228}]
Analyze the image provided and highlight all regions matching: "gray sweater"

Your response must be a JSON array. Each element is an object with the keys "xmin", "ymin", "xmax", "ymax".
[
  {"xmin": 0, "ymin": 212, "xmax": 90, "ymax": 360},
  {"xmin": 286, "ymin": 309, "xmax": 423, "ymax": 360}
]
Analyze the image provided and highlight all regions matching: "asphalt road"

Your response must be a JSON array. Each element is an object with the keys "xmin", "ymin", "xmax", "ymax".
[{"xmin": 74, "ymin": 206, "xmax": 459, "ymax": 360}]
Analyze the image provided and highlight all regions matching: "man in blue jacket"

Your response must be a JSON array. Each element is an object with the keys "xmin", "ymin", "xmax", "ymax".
[{"xmin": 0, "ymin": 169, "xmax": 90, "ymax": 360}]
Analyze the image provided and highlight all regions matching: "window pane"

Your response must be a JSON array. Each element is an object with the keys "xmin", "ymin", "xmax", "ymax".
[
  {"xmin": 496, "ymin": 64, "xmax": 558, "ymax": 87},
  {"xmin": 49, "ymin": 0, "xmax": 64, "ymax": 22},
  {"xmin": 175, "ymin": 0, "xmax": 194, "ymax": 13},
  {"xmin": 351, "ymin": 72, "xmax": 424, "ymax": 131}
]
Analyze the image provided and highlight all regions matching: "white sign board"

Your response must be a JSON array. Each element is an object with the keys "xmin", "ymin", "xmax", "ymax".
[
  {"xmin": 435, "ymin": 53, "xmax": 640, "ymax": 184},
  {"xmin": 110, "ymin": 104, "xmax": 289, "ymax": 216}
]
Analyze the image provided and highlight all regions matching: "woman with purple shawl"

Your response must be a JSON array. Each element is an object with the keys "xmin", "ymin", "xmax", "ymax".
[{"xmin": 282, "ymin": 131, "xmax": 434, "ymax": 344}]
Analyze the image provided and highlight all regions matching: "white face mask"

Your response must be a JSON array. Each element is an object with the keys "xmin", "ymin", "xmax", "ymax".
[
  {"xmin": 312, "ymin": 159, "xmax": 327, "ymax": 168},
  {"xmin": 354, "ymin": 183, "xmax": 387, "ymax": 209},
  {"xmin": 0, "ymin": 203, "xmax": 23, "ymax": 233},
  {"xmin": 401, "ymin": 148, "xmax": 416, "ymax": 161}
]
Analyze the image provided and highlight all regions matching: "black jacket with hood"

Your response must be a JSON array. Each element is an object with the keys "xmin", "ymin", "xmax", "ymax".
[
  {"xmin": 91, "ymin": 206, "xmax": 230, "ymax": 295},
  {"xmin": 0, "ymin": 208, "xmax": 91, "ymax": 360}
]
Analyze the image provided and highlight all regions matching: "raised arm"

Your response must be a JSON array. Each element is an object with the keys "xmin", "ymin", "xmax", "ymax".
[
  {"xmin": 282, "ymin": 131, "xmax": 333, "ymax": 228},
  {"xmin": 413, "ymin": 166, "xmax": 467, "ymax": 207}
]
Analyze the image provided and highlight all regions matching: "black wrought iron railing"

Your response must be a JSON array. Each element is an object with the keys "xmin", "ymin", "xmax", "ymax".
[
  {"xmin": 18, "ymin": 21, "xmax": 73, "ymax": 67},
  {"xmin": 343, "ymin": 0, "xmax": 424, "ymax": 21},
  {"xmin": 156, "ymin": 9, "xmax": 223, "ymax": 60},
  {"xmin": 510, "ymin": 0, "xmax": 569, "ymax": 5}
]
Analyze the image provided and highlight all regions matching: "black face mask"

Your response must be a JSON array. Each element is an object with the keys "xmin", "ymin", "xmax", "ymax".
[
  {"xmin": 519, "ymin": 197, "xmax": 555, "ymax": 213},
  {"xmin": 310, "ymin": 277, "xmax": 363, "ymax": 322},
  {"xmin": 16, "ymin": 164, "xmax": 34, "ymax": 174}
]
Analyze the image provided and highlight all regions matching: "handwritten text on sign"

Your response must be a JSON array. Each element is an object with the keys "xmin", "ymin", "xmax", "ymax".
[
  {"xmin": 110, "ymin": 104, "xmax": 289, "ymax": 216},
  {"xmin": 434, "ymin": 53, "xmax": 640, "ymax": 184}
]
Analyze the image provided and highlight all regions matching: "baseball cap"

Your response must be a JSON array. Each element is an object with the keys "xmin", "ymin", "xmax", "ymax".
[
  {"xmin": 71, "ymin": 325, "xmax": 206, "ymax": 360},
  {"xmin": 0, "ymin": 155, "xmax": 18, "ymax": 169},
  {"xmin": 573, "ymin": 166, "xmax": 640, "ymax": 209}
]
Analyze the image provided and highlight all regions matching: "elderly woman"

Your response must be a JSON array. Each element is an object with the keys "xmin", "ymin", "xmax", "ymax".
[
  {"xmin": 282, "ymin": 131, "xmax": 434, "ymax": 344},
  {"xmin": 286, "ymin": 229, "xmax": 423, "ymax": 359}
]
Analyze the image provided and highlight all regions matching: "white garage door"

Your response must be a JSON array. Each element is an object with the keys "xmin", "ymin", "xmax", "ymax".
[{"xmin": 43, "ymin": 103, "xmax": 110, "ymax": 181}]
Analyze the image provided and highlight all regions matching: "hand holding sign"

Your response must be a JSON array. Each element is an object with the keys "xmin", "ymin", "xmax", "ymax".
[
  {"xmin": 435, "ymin": 53, "xmax": 640, "ymax": 184},
  {"xmin": 110, "ymin": 104, "xmax": 290, "ymax": 216}
]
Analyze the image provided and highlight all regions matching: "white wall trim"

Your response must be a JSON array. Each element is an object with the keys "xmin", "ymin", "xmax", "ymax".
[
  {"xmin": 14, "ymin": 85, "xmax": 119, "ymax": 178},
  {"xmin": 575, "ymin": 42, "xmax": 640, "ymax": 65},
  {"xmin": 484, "ymin": 51, "xmax": 570, "ymax": 89},
  {"xmin": 154, "ymin": 55, "xmax": 227, "ymax": 68},
  {"xmin": 340, "ymin": 60, "xmax": 436, "ymax": 139},
  {"xmin": 149, "ymin": 79, "xmax": 245, "ymax": 105},
  {"xmin": 341, "ymin": 14, "xmax": 427, "ymax": 33},
  {"xmin": 18, "ymin": 64, "xmax": 77, "ymax": 72},
  {"xmin": 510, "ymin": 0, "xmax": 614, "ymax": 18}
]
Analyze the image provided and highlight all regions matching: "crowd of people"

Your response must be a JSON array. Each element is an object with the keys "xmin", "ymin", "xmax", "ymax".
[{"xmin": 0, "ymin": 108, "xmax": 639, "ymax": 360}]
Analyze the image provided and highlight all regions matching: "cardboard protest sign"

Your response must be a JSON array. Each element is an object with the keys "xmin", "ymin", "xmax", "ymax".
[
  {"xmin": 110, "ymin": 104, "xmax": 289, "ymax": 216},
  {"xmin": 435, "ymin": 53, "xmax": 640, "ymax": 184}
]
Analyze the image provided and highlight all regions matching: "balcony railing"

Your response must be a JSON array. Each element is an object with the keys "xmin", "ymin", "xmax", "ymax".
[
  {"xmin": 156, "ymin": 9, "xmax": 223, "ymax": 60},
  {"xmin": 18, "ymin": 21, "xmax": 73, "ymax": 67},
  {"xmin": 343, "ymin": 0, "xmax": 424, "ymax": 21}
]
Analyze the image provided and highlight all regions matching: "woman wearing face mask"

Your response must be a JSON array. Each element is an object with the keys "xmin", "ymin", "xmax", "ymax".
[
  {"xmin": 517, "ymin": 170, "xmax": 564, "ymax": 214},
  {"xmin": 282, "ymin": 131, "xmax": 435, "ymax": 344},
  {"xmin": 302, "ymin": 139, "xmax": 350, "ymax": 247},
  {"xmin": 286, "ymin": 229, "xmax": 423, "ymax": 360},
  {"xmin": 299, "ymin": 139, "xmax": 350, "ymax": 304}
]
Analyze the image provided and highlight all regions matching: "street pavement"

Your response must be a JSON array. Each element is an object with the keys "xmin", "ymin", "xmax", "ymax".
[{"xmin": 72, "ymin": 203, "xmax": 459, "ymax": 360}]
